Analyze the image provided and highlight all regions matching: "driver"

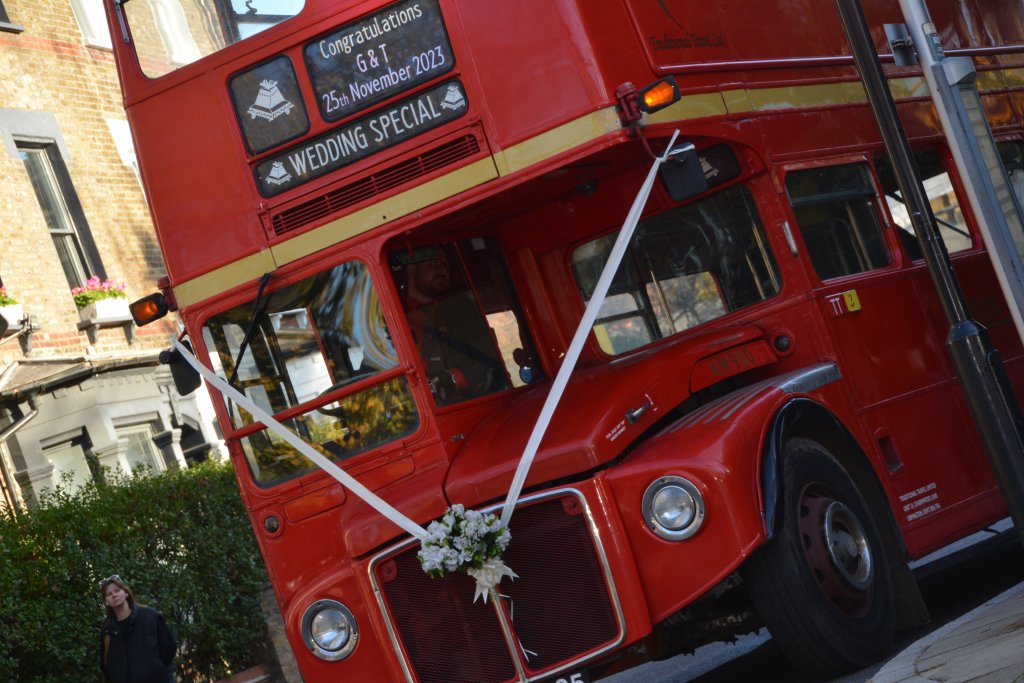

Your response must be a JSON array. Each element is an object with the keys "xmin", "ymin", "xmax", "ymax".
[{"xmin": 401, "ymin": 245, "xmax": 509, "ymax": 404}]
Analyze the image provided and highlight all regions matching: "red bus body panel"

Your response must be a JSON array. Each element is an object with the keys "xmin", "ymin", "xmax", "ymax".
[{"xmin": 102, "ymin": 0, "xmax": 1024, "ymax": 680}]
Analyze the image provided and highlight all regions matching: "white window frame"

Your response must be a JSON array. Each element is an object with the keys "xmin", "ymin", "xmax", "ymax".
[
  {"xmin": 116, "ymin": 423, "xmax": 165, "ymax": 475},
  {"xmin": 69, "ymin": 0, "xmax": 113, "ymax": 49},
  {"xmin": 105, "ymin": 118, "xmax": 145, "ymax": 194}
]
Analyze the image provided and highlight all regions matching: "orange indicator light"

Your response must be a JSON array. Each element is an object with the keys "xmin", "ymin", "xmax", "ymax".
[
  {"xmin": 637, "ymin": 76, "xmax": 681, "ymax": 114},
  {"xmin": 130, "ymin": 293, "xmax": 169, "ymax": 325}
]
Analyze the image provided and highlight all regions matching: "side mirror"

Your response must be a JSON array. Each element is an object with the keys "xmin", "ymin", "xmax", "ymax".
[
  {"xmin": 160, "ymin": 341, "xmax": 202, "ymax": 396},
  {"xmin": 660, "ymin": 143, "xmax": 708, "ymax": 202},
  {"xmin": 512, "ymin": 347, "xmax": 534, "ymax": 385}
]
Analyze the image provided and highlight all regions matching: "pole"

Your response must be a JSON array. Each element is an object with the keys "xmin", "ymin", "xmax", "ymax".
[
  {"xmin": 898, "ymin": 0, "xmax": 1024, "ymax": 346},
  {"xmin": 834, "ymin": 0, "xmax": 1024, "ymax": 549}
]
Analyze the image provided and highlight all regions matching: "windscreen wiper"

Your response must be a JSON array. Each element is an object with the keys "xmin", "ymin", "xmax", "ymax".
[{"xmin": 228, "ymin": 272, "xmax": 273, "ymax": 386}]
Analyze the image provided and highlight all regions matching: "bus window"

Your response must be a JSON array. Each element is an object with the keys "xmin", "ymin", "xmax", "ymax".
[
  {"xmin": 875, "ymin": 151, "xmax": 973, "ymax": 259},
  {"xmin": 572, "ymin": 184, "xmax": 780, "ymax": 356},
  {"xmin": 389, "ymin": 238, "xmax": 535, "ymax": 406},
  {"xmin": 202, "ymin": 260, "xmax": 419, "ymax": 486},
  {"xmin": 999, "ymin": 141, "xmax": 1024, "ymax": 214},
  {"xmin": 786, "ymin": 163, "xmax": 890, "ymax": 280},
  {"xmin": 123, "ymin": 0, "xmax": 305, "ymax": 78}
]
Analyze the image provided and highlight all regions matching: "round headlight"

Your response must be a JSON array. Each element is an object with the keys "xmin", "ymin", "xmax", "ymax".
[
  {"xmin": 642, "ymin": 476, "xmax": 705, "ymax": 540},
  {"xmin": 301, "ymin": 600, "xmax": 358, "ymax": 661}
]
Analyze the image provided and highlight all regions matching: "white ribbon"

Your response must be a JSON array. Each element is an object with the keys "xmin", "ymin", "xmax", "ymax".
[
  {"xmin": 499, "ymin": 130, "xmax": 680, "ymax": 526},
  {"xmin": 467, "ymin": 559, "xmax": 518, "ymax": 604},
  {"xmin": 168, "ymin": 130, "xmax": 680, "ymax": 577},
  {"xmin": 171, "ymin": 339, "xmax": 431, "ymax": 542}
]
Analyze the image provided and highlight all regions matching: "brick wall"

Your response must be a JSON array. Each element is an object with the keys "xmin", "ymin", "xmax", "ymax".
[{"xmin": 0, "ymin": 0, "xmax": 172, "ymax": 362}]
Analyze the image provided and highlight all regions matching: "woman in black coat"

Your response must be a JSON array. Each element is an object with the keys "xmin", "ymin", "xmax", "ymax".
[{"xmin": 99, "ymin": 576, "xmax": 176, "ymax": 683}]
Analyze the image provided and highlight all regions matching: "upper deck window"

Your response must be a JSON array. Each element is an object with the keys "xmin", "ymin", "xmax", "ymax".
[
  {"xmin": 201, "ymin": 260, "xmax": 418, "ymax": 487},
  {"xmin": 572, "ymin": 185, "xmax": 780, "ymax": 356},
  {"xmin": 122, "ymin": 0, "xmax": 305, "ymax": 78}
]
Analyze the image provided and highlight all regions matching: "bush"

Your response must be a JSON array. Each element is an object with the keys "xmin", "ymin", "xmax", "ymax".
[{"xmin": 0, "ymin": 461, "xmax": 271, "ymax": 682}]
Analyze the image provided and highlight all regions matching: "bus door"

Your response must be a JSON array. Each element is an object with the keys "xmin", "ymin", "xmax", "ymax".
[{"xmin": 784, "ymin": 160, "xmax": 997, "ymax": 546}]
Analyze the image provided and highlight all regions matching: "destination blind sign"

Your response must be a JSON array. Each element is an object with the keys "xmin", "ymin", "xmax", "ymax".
[
  {"xmin": 304, "ymin": 0, "xmax": 455, "ymax": 122},
  {"xmin": 253, "ymin": 79, "xmax": 468, "ymax": 197}
]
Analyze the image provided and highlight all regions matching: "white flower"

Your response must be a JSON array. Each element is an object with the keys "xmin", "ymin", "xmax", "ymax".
[{"xmin": 419, "ymin": 504, "xmax": 514, "ymax": 581}]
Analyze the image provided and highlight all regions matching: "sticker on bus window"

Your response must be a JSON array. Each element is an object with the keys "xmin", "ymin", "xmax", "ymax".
[
  {"xmin": 304, "ymin": 0, "xmax": 456, "ymax": 123},
  {"xmin": 229, "ymin": 56, "xmax": 311, "ymax": 155}
]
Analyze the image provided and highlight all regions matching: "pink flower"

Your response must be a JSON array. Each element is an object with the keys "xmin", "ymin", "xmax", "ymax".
[{"xmin": 71, "ymin": 277, "xmax": 129, "ymax": 309}]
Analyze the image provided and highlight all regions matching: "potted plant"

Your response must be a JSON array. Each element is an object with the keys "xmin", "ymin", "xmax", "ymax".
[
  {"xmin": 0, "ymin": 286, "xmax": 23, "ymax": 331},
  {"xmin": 73, "ymin": 276, "xmax": 129, "ymax": 320}
]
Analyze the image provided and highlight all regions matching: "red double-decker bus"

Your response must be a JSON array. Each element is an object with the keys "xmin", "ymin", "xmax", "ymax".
[{"xmin": 103, "ymin": 0, "xmax": 1024, "ymax": 680}]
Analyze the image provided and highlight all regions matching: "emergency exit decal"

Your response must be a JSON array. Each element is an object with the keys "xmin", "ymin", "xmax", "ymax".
[{"xmin": 826, "ymin": 290, "xmax": 861, "ymax": 318}]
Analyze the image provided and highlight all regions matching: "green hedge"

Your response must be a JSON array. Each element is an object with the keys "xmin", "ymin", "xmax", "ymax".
[{"xmin": 0, "ymin": 461, "xmax": 272, "ymax": 682}]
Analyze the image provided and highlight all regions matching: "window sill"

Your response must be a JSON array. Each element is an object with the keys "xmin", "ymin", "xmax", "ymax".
[
  {"xmin": 0, "ymin": 22, "xmax": 25, "ymax": 34},
  {"xmin": 78, "ymin": 314, "xmax": 136, "ymax": 345}
]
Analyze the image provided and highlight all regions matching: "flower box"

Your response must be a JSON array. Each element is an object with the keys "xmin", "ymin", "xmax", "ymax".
[
  {"xmin": 79, "ymin": 297, "xmax": 130, "ymax": 321},
  {"xmin": 0, "ymin": 303, "xmax": 23, "ymax": 330}
]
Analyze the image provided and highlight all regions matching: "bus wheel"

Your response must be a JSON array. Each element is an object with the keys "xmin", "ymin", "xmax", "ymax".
[{"xmin": 742, "ymin": 437, "xmax": 895, "ymax": 678}]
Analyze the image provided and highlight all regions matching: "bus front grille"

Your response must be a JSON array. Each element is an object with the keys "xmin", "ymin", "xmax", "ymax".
[{"xmin": 372, "ymin": 492, "xmax": 622, "ymax": 683}]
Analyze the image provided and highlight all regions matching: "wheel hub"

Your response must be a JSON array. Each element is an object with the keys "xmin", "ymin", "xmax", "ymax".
[
  {"xmin": 798, "ymin": 486, "xmax": 874, "ymax": 617},
  {"xmin": 823, "ymin": 501, "xmax": 873, "ymax": 590}
]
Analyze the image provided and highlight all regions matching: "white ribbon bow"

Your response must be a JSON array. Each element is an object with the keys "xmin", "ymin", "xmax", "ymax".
[{"xmin": 467, "ymin": 559, "xmax": 518, "ymax": 603}]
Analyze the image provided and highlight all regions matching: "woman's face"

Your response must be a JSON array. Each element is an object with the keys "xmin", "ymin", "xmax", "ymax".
[{"xmin": 104, "ymin": 583, "xmax": 128, "ymax": 609}]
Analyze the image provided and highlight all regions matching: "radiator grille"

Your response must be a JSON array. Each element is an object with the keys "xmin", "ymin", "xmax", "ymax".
[
  {"xmin": 270, "ymin": 134, "xmax": 481, "ymax": 236},
  {"xmin": 500, "ymin": 497, "xmax": 619, "ymax": 672},
  {"xmin": 378, "ymin": 551, "xmax": 518, "ymax": 683},
  {"xmin": 374, "ymin": 492, "xmax": 621, "ymax": 683}
]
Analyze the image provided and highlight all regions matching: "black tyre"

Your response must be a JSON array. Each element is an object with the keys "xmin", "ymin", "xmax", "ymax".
[{"xmin": 742, "ymin": 437, "xmax": 895, "ymax": 678}]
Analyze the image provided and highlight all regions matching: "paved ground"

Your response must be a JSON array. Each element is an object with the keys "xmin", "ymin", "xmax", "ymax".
[{"xmin": 871, "ymin": 581, "xmax": 1024, "ymax": 682}]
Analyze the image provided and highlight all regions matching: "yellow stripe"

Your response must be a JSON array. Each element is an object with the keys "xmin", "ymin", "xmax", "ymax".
[
  {"xmin": 887, "ymin": 76, "xmax": 929, "ymax": 99},
  {"xmin": 271, "ymin": 158, "xmax": 499, "ymax": 266},
  {"xmin": 995, "ymin": 67, "xmax": 1024, "ymax": 88},
  {"xmin": 172, "ymin": 110, "xmax": 620, "ymax": 308},
  {"xmin": 646, "ymin": 91, "xmax": 729, "ymax": 122},
  {"xmin": 492, "ymin": 108, "xmax": 622, "ymax": 175},
  {"xmin": 174, "ymin": 249, "xmax": 277, "ymax": 311},
  {"xmin": 171, "ymin": 64, "xmax": 1021, "ymax": 309},
  {"xmin": 174, "ymin": 158, "xmax": 500, "ymax": 307}
]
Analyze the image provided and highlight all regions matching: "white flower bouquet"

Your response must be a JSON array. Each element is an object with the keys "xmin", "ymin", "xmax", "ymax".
[{"xmin": 418, "ymin": 504, "xmax": 516, "ymax": 602}]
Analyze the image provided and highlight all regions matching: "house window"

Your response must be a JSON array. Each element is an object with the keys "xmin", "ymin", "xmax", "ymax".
[
  {"xmin": 0, "ymin": 1, "xmax": 22, "ymax": 32},
  {"xmin": 17, "ymin": 142, "xmax": 105, "ymax": 289},
  {"xmin": 106, "ymin": 118, "xmax": 145, "ymax": 193},
  {"xmin": 117, "ymin": 424, "xmax": 164, "ymax": 474},
  {"xmin": 69, "ymin": 0, "xmax": 113, "ymax": 49},
  {"xmin": 44, "ymin": 434, "xmax": 96, "ymax": 491}
]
